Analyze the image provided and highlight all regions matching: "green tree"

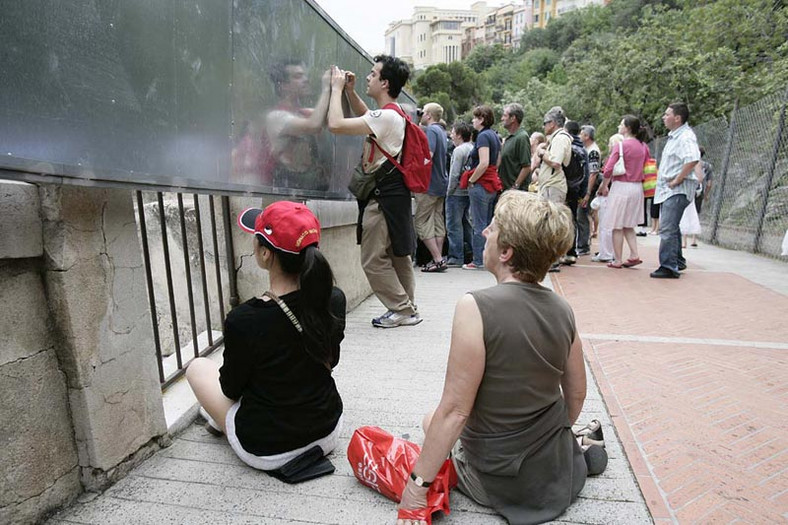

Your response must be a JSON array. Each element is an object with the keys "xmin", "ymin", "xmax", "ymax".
[{"xmin": 465, "ymin": 44, "xmax": 509, "ymax": 73}]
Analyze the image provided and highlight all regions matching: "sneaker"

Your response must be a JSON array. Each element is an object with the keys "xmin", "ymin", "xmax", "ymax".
[
  {"xmin": 650, "ymin": 267, "xmax": 680, "ymax": 279},
  {"xmin": 445, "ymin": 258, "xmax": 463, "ymax": 268},
  {"xmin": 462, "ymin": 262, "xmax": 483, "ymax": 270},
  {"xmin": 560, "ymin": 255, "xmax": 577, "ymax": 265},
  {"xmin": 199, "ymin": 407, "xmax": 224, "ymax": 437},
  {"xmin": 577, "ymin": 249, "xmax": 591, "ymax": 256},
  {"xmin": 591, "ymin": 254, "xmax": 612, "ymax": 263},
  {"xmin": 372, "ymin": 310, "xmax": 423, "ymax": 328},
  {"xmin": 548, "ymin": 263, "xmax": 561, "ymax": 273}
]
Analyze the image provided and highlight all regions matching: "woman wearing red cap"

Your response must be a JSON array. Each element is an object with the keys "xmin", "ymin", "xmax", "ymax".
[{"xmin": 186, "ymin": 201, "xmax": 346, "ymax": 473}]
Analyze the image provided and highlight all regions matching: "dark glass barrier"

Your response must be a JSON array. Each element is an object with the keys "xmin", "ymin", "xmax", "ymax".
[{"xmin": 0, "ymin": 0, "xmax": 416, "ymax": 199}]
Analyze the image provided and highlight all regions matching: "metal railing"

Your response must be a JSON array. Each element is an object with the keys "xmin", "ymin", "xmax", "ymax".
[
  {"xmin": 134, "ymin": 191, "xmax": 238, "ymax": 389},
  {"xmin": 652, "ymin": 89, "xmax": 788, "ymax": 259}
]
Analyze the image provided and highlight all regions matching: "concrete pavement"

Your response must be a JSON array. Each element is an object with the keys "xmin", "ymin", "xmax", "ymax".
[{"xmin": 48, "ymin": 266, "xmax": 651, "ymax": 524}]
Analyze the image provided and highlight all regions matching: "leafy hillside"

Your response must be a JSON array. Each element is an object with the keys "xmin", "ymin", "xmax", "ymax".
[{"xmin": 411, "ymin": 0, "xmax": 788, "ymax": 140}]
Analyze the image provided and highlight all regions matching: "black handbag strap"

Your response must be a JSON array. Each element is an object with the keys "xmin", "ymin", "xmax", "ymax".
[{"xmin": 263, "ymin": 291, "xmax": 302, "ymax": 333}]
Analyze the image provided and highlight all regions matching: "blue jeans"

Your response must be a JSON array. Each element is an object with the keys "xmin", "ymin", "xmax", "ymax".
[
  {"xmin": 446, "ymin": 194, "xmax": 471, "ymax": 263},
  {"xmin": 469, "ymin": 184, "xmax": 497, "ymax": 266},
  {"xmin": 658, "ymin": 194, "xmax": 690, "ymax": 274}
]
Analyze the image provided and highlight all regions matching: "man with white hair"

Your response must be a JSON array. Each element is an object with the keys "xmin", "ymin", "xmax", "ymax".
[
  {"xmin": 534, "ymin": 106, "xmax": 572, "ymax": 272},
  {"xmin": 577, "ymin": 124, "xmax": 601, "ymax": 256}
]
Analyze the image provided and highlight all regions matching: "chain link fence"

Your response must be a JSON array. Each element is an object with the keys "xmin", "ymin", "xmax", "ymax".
[{"xmin": 652, "ymin": 89, "xmax": 788, "ymax": 260}]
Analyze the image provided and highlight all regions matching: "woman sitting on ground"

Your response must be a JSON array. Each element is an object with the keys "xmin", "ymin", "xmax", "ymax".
[
  {"xmin": 186, "ymin": 201, "xmax": 346, "ymax": 471},
  {"xmin": 397, "ymin": 191, "xmax": 591, "ymax": 525}
]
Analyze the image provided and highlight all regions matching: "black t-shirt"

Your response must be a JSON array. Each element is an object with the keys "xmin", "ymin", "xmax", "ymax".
[{"xmin": 219, "ymin": 287, "xmax": 346, "ymax": 456}]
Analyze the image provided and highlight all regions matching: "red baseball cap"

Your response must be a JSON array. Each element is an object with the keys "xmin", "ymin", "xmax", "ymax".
[{"xmin": 238, "ymin": 202, "xmax": 321, "ymax": 254}]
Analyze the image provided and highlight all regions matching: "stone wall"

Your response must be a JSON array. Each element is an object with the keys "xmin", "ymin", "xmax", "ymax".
[
  {"xmin": 0, "ymin": 181, "xmax": 169, "ymax": 524},
  {"xmin": 0, "ymin": 180, "xmax": 370, "ymax": 524},
  {"xmin": 0, "ymin": 181, "xmax": 81, "ymax": 524}
]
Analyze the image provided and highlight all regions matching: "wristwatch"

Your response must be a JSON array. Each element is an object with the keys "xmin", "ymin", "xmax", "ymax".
[{"xmin": 410, "ymin": 472, "xmax": 432, "ymax": 488}]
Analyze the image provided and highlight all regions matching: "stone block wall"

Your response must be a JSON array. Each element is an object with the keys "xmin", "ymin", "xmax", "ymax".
[
  {"xmin": 0, "ymin": 181, "xmax": 371, "ymax": 524},
  {"xmin": 0, "ymin": 181, "xmax": 81, "ymax": 525}
]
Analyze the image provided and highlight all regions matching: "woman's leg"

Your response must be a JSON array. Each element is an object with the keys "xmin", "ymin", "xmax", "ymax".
[
  {"xmin": 186, "ymin": 358, "xmax": 235, "ymax": 433},
  {"xmin": 622, "ymin": 227, "xmax": 639, "ymax": 259},
  {"xmin": 612, "ymin": 228, "xmax": 624, "ymax": 264},
  {"xmin": 468, "ymin": 185, "xmax": 490, "ymax": 266}
]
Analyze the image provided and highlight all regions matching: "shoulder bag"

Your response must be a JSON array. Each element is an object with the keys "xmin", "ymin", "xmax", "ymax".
[{"xmin": 612, "ymin": 141, "xmax": 626, "ymax": 176}]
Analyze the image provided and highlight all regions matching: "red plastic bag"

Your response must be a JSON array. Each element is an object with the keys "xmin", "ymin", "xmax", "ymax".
[{"xmin": 348, "ymin": 426, "xmax": 458, "ymax": 524}]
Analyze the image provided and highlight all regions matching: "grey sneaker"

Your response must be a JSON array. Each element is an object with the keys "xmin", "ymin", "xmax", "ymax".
[
  {"xmin": 591, "ymin": 254, "xmax": 612, "ymax": 263},
  {"xmin": 372, "ymin": 310, "xmax": 423, "ymax": 328}
]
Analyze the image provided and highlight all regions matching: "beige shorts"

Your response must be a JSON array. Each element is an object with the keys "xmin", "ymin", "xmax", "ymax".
[
  {"xmin": 539, "ymin": 185, "xmax": 567, "ymax": 205},
  {"xmin": 414, "ymin": 193, "xmax": 446, "ymax": 240},
  {"xmin": 451, "ymin": 440, "xmax": 492, "ymax": 507}
]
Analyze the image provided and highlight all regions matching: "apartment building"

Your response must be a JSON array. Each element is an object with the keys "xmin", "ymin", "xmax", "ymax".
[
  {"xmin": 532, "ymin": 0, "xmax": 607, "ymax": 29},
  {"xmin": 385, "ymin": 2, "xmax": 490, "ymax": 70},
  {"xmin": 386, "ymin": 0, "xmax": 608, "ymax": 69}
]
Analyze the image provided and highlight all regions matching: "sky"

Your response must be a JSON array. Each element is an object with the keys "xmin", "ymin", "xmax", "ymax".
[{"xmin": 313, "ymin": 0, "xmax": 505, "ymax": 56}]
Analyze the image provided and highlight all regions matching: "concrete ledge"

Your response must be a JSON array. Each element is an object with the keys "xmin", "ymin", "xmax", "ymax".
[
  {"xmin": 0, "ymin": 179, "xmax": 43, "ymax": 259},
  {"xmin": 306, "ymin": 199, "xmax": 357, "ymax": 229}
]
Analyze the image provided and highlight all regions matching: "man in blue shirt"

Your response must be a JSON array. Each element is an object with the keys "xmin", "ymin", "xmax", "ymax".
[
  {"xmin": 651, "ymin": 102, "xmax": 700, "ymax": 279},
  {"xmin": 416, "ymin": 102, "xmax": 449, "ymax": 272}
]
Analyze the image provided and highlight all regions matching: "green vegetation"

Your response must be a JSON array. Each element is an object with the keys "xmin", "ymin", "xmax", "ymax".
[{"xmin": 410, "ymin": 0, "xmax": 788, "ymax": 141}]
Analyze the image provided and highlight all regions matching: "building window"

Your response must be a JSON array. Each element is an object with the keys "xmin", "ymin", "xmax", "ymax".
[{"xmin": 534, "ymin": 14, "xmax": 539, "ymax": 23}]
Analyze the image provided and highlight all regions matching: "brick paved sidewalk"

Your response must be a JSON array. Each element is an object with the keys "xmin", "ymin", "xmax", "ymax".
[
  {"xmin": 553, "ymin": 237, "xmax": 788, "ymax": 524},
  {"xmin": 48, "ymin": 269, "xmax": 651, "ymax": 524}
]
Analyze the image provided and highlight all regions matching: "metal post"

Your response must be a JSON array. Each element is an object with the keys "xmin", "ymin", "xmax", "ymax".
[
  {"xmin": 208, "ymin": 195, "xmax": 226, "ymax": 323},
  {"xmin": 157, "ymin": 192, "xmax": 182, "ymax": 370},
  {"xmin": 136, "ymin": 191, "xmax": 165, "ymax": 384},
  {"xmin": 753, "ymin": 88, "xmax": 788, "ymax": 253},
  {"xmin": 193, "ymin": 194, "xmax": 214, "ymax": 346},
  {"xmin": 222, "ymin": 196, "xmax": 239, "ymax": 308},
  {"xmin": 177, "ymin": 193, "xmax": 199, "ymax": 358},
  {"xmin": 710, "ymin": 99, "xmax": 738, "ymax": 243}
]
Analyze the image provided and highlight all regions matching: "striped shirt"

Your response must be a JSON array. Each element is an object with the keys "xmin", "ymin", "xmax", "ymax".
[{"xmin": 654, "ymin": 123, "xmax": 701, "ymax": 204}]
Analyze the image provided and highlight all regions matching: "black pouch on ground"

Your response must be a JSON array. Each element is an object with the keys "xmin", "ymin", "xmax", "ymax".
[{"xmin": 266, "ymin": 445, "xmax": 335, "ymax": 484}]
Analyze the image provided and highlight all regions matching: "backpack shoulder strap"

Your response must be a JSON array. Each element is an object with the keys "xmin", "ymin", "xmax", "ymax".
[{"xmin": 368, "ymin": 104, "xmax": 406, "ymax": 171}]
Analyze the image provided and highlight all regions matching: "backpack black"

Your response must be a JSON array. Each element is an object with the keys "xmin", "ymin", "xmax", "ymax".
[{"xmin": 558, "ymin": 131, "xmax": 588, "ymax": 191}]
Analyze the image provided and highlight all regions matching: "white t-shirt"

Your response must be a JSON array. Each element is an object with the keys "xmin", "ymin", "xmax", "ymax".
[
  {"xmin": 361, "ymin": 108, "xmax": 405, "ymax": 173},
  {"xmin": 265, "ymin": 108, "xmax": 315, "ymax": 173}
]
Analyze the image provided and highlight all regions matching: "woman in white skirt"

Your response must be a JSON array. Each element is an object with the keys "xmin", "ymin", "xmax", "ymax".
[
  {"xmin": 680, "ymin": 196, "xmax": 702, "ymax": 248},
  {"xmin": 598, "ymin": 115, "xmax": 652, "ymax": 268}
]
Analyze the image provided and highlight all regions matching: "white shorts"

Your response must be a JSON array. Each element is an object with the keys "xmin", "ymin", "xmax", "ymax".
[{"xmin": 225, "ymin": 401, "xmax": 343, "ymax": 471}]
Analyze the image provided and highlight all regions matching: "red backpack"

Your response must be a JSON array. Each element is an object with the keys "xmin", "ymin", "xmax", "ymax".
[{"xmin": 369, "ymin": 103, "xmax": 432, "ymax": 194}]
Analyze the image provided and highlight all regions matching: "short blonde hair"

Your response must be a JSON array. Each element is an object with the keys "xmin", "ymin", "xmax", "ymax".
[
  {"xmin": 494, "ymin": 190, "xmax": 574, "ymax": 282},
  {"xmin": 423, "ymin": 102, "xmax": 444, "ymax": 122}
]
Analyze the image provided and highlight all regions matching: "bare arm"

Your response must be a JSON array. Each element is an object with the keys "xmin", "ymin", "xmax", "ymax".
[
  {"xmin": 327, "ymin": 67, "xmax": 372, "ymax": 136},
  {"xmin": 581, "ymin": 172, "xmax": 598, "ymax": 206},
  {"xmin": 514, "ymin": 165, "xmax": 531, "ymax": 188},
  {"xmin": 343, "ymin": 71, "xmax": 369, "ymax": 116},
  {"xmin": 397, "ymin": 294, "xmax": 485, "ymax": 518},
  {"xmin": 561, "ymin": 333, "xmax": 586, "ymax": 425},
  {"xmin": 279, "ymin": 69, "xmax": 331, "ymax": 136},
  {"xmin": 668, "ymin": 160, "xmax": 699, "ymax": 188},
  {"xmin": 470, "ymin": 147, "xmax": 489, "ymax": 183}
]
